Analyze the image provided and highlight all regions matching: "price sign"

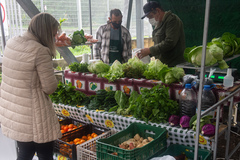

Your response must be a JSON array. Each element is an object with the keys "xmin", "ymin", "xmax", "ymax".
[
  {"xmin": 105, "ymin": 119, "xmax": 114, "ymax": 128},
  {"xmin": 57, "ymin": 155, "xmax": 67, "ymax": 160}
]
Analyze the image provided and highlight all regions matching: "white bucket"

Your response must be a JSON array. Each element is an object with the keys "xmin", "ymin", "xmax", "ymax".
[{"xmin": 81, "ymin": 53, "xmax": 89, "ymax": 63}]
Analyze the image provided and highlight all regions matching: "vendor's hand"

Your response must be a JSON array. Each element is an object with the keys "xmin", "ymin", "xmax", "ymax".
[{"xmin": 136, "ymin": 48, "xmax": 150, "ymax": 59}]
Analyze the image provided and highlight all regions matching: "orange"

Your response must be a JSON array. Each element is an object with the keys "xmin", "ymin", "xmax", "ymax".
[
  {"xmin": 61, "ymin": 130, "xmax": 65, "ymax": 134},
  {"xmin": 87, "ymin": 136, "xmax": 93, "ymax": 140},
  {"xmin": 68, "ymin": 124, "xmax": 74, "ymax": 129},
  {"xmin": 73, "ymin": 138, "xmax": 81, "ymax": 144},
  {"xmin": 67, "ymin": 128, "xmax": 73, "ymax": 132},
  {"xmin": 79, "ymin": 139, "xmax": 86, "ymax": 144},
  {"xmin": 63, "ymin": 126, "xmax": 69, "ymax": 132},
  {"xmin": 91, "ymin": 133, "xmax": 98, "ymax": 137},
  {"xmin": 82, "ymin": 136, "xmax": 88, "ymax": 140},
  {"xmin": 61, "ymin": 125, "xmax": 65, "ymax": 130}
]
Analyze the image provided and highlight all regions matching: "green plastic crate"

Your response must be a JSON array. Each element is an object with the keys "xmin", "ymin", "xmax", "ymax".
[
  {"xmin": 96, "ymin": 122, "xmax": 167, "ymax": 160},
  {"xmin": 157, "ymin": 144, "xmax": 212, "ymax": 160}
]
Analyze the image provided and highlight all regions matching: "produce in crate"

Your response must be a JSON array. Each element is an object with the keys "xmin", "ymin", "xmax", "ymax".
[
  {"xmin": 60, "ymin": 123, "xmax": 79, "ymax": 133},
  {"xmin": 118, "ymin": 134, "xmax": 154, "ymax": 150}
]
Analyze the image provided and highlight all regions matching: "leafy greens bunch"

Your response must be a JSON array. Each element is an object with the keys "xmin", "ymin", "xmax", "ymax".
[
  {"xmin": 69, "ymin": 62, "xmax": 89, "ymax": 72},
  {"xmin": 49, "ymin": 81, "xmax": 86, "ymax": 106},
  {"xmin": 87, "ymin": 60, "xmax": 110, "ymax": 77},
  {"xmin": 85, "ymin": 89, "xmax": 117, "ymax": 111},
  {"xmin": 103, "ymin": 60, "xmax": 125, "ymax": 82},
  {"xmin": 70, "ymin": 29, "xmax": 87, "ymax": 48},
  {"xmin": 128, "ymin": 84, "xmax": 179, "ymax": 123},
  {"xmin": 143, "ymin": 57, "xmax": 185, "ymax": 84},
  {"xmin": 122, "ymin": 57, "xmax": 147, "ymax": 79},
  {"xmin": 109, "ymin": 90, "xmax": 131, "ymax": 116}
]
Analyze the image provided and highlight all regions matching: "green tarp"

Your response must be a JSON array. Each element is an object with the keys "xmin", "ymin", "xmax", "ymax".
[{"xmin": 150, "ymin": 0, "xmax": 240, "ymax": 47}]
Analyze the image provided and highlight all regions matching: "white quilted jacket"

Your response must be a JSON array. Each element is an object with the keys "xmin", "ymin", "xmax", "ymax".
[{"xmin": 0, "ymin": 32, "xmax": 62, "ymax": 143}]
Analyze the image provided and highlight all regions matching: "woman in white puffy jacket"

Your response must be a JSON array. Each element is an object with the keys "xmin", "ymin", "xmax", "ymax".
[{"xmin": 0, "ymin": 13, "xmax": 61, "ymax": 160}]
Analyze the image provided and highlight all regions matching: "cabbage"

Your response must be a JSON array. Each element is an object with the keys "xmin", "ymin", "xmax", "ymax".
[
  {"xmin": 208, "ymin": 44, "xmax": 223, "ymax": 61},
  {"xmin": 180, "ymin": 115, "xmax": 191, "ymax": 128},
  {"xmin": 169, "ymin": 115, "xmax": 180, "ymax": 126},
  {"xmin": 186, "ymin": 45, "xmax": 228, "ymax": 69},
  {"xmin": 201, "ymin": 124, "xmax": 215, "ymax": 136},
  {"xmin": 87, "ymin": 60, "xmax": 110, "ymax": 77}
]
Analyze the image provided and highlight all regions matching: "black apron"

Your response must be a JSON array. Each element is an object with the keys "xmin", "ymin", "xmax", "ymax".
[{"xmin": 109, "ymin": 28, "xmax": 123, "ymax": 64}]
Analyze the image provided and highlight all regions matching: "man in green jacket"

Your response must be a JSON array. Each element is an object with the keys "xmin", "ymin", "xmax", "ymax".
[{"xmin": 137, "ymin": 1, "xmax": 186, "ymax": 67}]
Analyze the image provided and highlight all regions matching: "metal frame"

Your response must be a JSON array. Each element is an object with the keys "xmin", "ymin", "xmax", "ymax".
[
  {"xmin": 193, "ymin": 0, "xmax": 240, "ymax": 159},
  {"xmin": 16, "ymin": 0, "xmax": 79, "ymax": 65},
  {"xmin": 4, "ymin": 1, "xmax": 239, "ymax": 159}
]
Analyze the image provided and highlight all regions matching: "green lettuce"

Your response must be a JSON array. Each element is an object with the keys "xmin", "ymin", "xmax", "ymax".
[
  {"xmin": 103, "ymin": 60, "xmax": 124, "ymax": 82},
  {"xmin": 122, "ymin": 57, "xmax": 147, "ymax": 79},
  {"xmin": 87, "ymin": 60, "xmax": 110, "ymax": 77}
]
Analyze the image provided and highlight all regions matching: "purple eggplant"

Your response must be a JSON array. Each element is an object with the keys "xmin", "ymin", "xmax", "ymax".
[
  {"xmin": 201, "ymin": 124, "xmax": 215, "ymax": 136},
  {"xmin": 180, "ymin": 115, "xmax": 191, "ymax": 129},
  {"xmin": 169, "ymin": 115, "xmax": 180, "ymax": 126}
]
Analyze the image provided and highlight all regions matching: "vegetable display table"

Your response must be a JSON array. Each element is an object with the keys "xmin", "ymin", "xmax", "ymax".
[
  {"xmin": 64, "ymin": 70, "xmax": 240, "ymax": 105},
  {"xmin": 53, "ymin": 103, "xmax": 215, "ymax": 151}
]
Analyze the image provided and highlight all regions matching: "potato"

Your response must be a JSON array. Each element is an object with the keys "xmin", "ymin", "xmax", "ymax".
[
  {"xmin": 134, "ymin": 134, "xmax": 141, "ymax": 141},
  {"xmin": 148, "ymin": 137, "xmax": 154, "ymax": 142},
  {"xmin": 142, "ymin": 139, "xmax": 149, "ymax": 144}
]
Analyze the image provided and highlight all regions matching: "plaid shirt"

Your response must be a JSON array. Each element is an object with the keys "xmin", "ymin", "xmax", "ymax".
[{"xmin": 93, "ymin": 23, "xmax": 132, "ymax": 64}]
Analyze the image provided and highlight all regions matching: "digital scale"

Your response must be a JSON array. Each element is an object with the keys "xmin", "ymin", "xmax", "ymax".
[{"xmin": 202, "ymin": 68, "xmax": 238, "ymax": 83}]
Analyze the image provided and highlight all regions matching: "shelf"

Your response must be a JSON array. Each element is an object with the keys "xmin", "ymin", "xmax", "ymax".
[{"xmin": 63, "ymin": 41, "xmax": 101, "ymax": 48}]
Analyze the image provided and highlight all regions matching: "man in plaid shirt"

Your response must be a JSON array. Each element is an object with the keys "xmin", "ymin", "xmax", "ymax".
[{"xmin": 93, "ymin": 9, "xmax": 132, "ymax": 64}]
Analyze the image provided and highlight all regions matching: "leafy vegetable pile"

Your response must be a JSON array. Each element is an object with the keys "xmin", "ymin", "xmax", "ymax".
[
  {"xmin": 68, "ymin": 62, "xmax": 89, "ymax": 72},
  {"xmin": 128, "ymin": 84, "xmax": 179, "ymax": 123},
  {"xmin": 109, "ymin": 91, "xmax": 130, "ymax": 116},
  {"xmin": 110, "ymin": 84, "xmax": 179, "ymax": 123},
  {"xmin": 84, "ymin": 89, "xmax": 117, "ymax": 111},
  {"xmin": 103, "ymin": 60, "xmax": 125, "ymax": 82},
  {"xmin": 70, "ymin": 29, "xmax": 87, "ymax": 48},
  {"xmin": 184, "ymin": 32, "xmax": 240, "ymax": 69},
  {"xmin": 49, "ymin": 81, "xmax": 86, "ymax": 106},
  {"xmin": 67, "ymin": 57, "xmax": 185, "ymax": 85},
  {"xmin": 122, "ymin": 57, "xmax": 147, "ymax": 79},
  {"xmin": 87, "ymin": 60, "xmax": 110, "ymax": 77},
  {"xmin": 143, "ymin": 57, "xmax": 185, "ymax": 84}
]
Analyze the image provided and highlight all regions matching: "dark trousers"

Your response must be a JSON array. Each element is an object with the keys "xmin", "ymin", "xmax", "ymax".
[{"xmin": 17, "ymin": 141, "xmax": 54, "ymax": 160}]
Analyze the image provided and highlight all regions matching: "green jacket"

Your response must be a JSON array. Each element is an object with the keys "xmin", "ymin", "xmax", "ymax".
[{"xmin": 150, "ymin": 11, "xmax": 186, "ymax": 67}]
